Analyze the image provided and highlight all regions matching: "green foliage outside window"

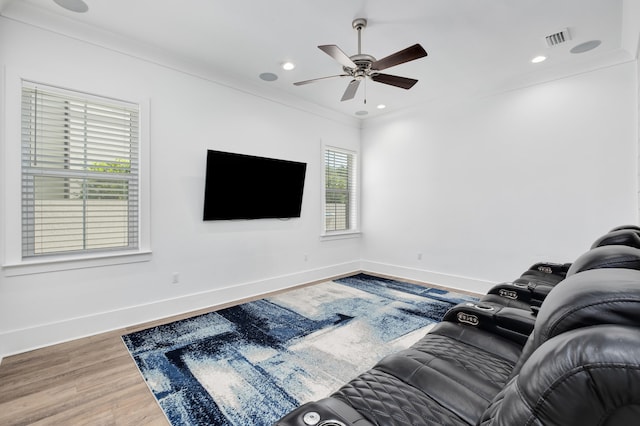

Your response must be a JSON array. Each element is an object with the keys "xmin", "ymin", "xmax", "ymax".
[{"xmin": 85, "ymin": 158, "xmax": 131, "ymax": 200}]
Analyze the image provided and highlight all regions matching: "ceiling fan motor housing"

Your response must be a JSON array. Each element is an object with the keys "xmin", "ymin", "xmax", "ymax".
[{"xmin": 344, "ymin": 53, "xmax": 377, "ymax": 79}]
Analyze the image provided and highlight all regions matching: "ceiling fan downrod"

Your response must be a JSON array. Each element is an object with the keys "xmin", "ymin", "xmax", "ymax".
[{"xmin": 353, "ymin": 18, "xmax": 367, "ymax": 55}]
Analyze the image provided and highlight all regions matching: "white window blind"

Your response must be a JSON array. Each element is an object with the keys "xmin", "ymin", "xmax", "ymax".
[
  {"xmin": 21, "ymin": 82, "xmax": 140, "ymax": 258},
  {"xmin": 324, "ymin": 148, "xmax": 357, "ymax": 233}
]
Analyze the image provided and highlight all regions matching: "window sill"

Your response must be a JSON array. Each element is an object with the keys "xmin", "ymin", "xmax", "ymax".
[
  {"xmin": 2, "ymin": 250, "xmax": 152, "ymax": 277},
  {"xmin": 320, "ymin": 231, "xmax": 362, "ymax": 241}
]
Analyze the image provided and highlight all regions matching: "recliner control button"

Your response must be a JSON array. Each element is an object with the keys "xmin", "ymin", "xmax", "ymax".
[
  {"xmin": 457, "ymin": 312, "xmax": 479, "ymax": 326},
  {"xmin": 303, "ymin": 412, "xmax": 320, "ymax": 425},
  {"xmin": 499, "ymin": 289, "xmax": 518, "ymax": 299}
]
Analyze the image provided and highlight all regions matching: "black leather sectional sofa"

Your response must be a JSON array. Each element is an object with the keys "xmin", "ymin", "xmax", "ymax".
[
  {"xmin": 275, "ymin": 230, "xmax": 640, "ymax": 426},
  {"xmin": 481, "ymin": 226, "xmax": 640, "ymax": 311}
]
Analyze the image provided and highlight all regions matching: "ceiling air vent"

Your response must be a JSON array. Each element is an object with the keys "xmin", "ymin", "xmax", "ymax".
[{"xmin": 545, "ymin": 28, "xmax": 571, "ymax": 47}]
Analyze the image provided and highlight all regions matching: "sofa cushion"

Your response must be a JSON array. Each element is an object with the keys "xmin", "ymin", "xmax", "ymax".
[
  {"xmin": 366, "ymin": 322, "xmax": 521, "ymax": 423},
  {"xmin": 333, "ymin": 369, "xmax": 470, "ymax": 426}
]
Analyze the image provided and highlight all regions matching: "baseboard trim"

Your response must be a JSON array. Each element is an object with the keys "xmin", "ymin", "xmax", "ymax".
[
  {"xmin": 360, "ymin": 260, "xmax": 494, "ymax": 296},
  {"xmin": 0, "ymin": 261, "xmax": 361, "ymax": 358},
  {"xmin": 0, "ymin": 260, "xmax": 494, "ymax": 358}
]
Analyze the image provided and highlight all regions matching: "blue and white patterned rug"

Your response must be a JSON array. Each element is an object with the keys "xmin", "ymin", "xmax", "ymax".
[{"xmin": 122, "ymin": 273, "xmax": 475, "ymax": 426}]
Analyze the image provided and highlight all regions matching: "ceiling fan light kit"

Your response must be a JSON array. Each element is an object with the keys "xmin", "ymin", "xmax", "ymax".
[{"xmin": 294, "ymin": 18, "xmax": 428, "ymax": 102}]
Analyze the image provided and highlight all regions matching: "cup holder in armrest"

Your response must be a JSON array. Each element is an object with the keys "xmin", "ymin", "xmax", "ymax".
[
  {"xmin": 462, "ymin": 302, "xmax": 495, "ymax": 311},
  {"xmin": 275, "ymin": 398, "xmax": 374, "ymax": 426},
  {"xmin": 302, "ymin": 412, "xmax": 346, "ymax": 426},
  {"xmin": 474, "ymin": 303, "xmax": 495, "ymax": 311}
]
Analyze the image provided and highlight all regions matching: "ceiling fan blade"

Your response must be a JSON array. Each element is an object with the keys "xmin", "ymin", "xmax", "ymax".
[
  {"xmin": 318, "ymin": 45, "xmax": 357, "ymax": 69},
  {"xmin": 293, "ymin": 74, "xmax": 349, "ymax": 86},
  {"xmin": 370, "ymin": 73, "xmax": 418, "ymax": 89},
  {"xmin": 371, "ymin": 44, "xmax": 427, "ymax": 71},
  {"xmin": 341, "ymin": 79, "xmax": 360, "ymax": 101}
]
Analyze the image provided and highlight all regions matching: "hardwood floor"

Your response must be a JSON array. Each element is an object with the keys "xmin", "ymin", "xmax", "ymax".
[
  {"xmin": 0, "ymin": 326, "xmax": 168, "ymax": 425},
  {"xmin": 0, "ymin": 276, "xmax": 334, "ymax": 426},
  {"xmin": 0, "ymin": 273, "xmax": 480, "ymax": 425}
]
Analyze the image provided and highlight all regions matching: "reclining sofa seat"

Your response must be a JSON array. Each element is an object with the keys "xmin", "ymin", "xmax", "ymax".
[
  {"xmin": 447, "ymin": 245, "xmax": 640, "ymax": 345},
  {"xmin": 510, "ymin": 224, "xmax": 640, "ymax": 291},
  {"xmin": 276, "ymin": 247, "xmax": 640, "ymax": 426},
  {"xmin": 478, "ymin": 267, "xmax": 640, "ymax": 425},
  {"xmin": 481, "ymin": 228, "xmax": 640, "ymax": 310}
]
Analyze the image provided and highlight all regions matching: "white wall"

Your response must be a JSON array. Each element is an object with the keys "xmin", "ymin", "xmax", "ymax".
[
  {"xmin": 0, "ymin": 18, "xmax": 361, "ymax": 357},
  {"xmin": 361, "ymin": 62, "xmax": 638, "ymax": 293},
  {"xmin": 1, "ymin": 15, "xmax": 638, "ymax": 359},
  {"xmin": 623, "ymin": 0, "xmax": 640, "ymax": 59}
]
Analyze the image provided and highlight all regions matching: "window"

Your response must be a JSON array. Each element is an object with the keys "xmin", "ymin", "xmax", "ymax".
[
  {"xmin": 323, "ymin": 147, "xmax": 358, "ymax": 234},
  {"xmin": 21, "ymin": 82, "xmax": 140, "ymax": 258}
]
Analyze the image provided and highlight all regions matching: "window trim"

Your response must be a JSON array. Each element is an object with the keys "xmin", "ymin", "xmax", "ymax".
[
  {"xmin": 21, "ymin": 81, "xmax": 140, "ymax": 258},
  {"xmin": 321, "ymin": 145, "xmax": 360, "ymax": 238},
  {"xmin": 2, "ymin": 69, "xmax": 151, "ymax": 275}
]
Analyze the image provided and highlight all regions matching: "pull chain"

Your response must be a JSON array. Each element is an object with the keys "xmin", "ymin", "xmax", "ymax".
[{"xmin": 364, "ymin": 78, "xmax": 367, "ymax": 105}]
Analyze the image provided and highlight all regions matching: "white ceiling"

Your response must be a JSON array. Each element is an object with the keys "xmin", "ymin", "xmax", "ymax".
[{"xmin": 0, "ymin": 0, "xmax": 635, "ymax": 120}]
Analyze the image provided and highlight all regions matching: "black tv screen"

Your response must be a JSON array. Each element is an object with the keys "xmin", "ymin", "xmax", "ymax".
[{"xmin": 203, "ymin": 150, "xmax": 307, "ymax": 220}]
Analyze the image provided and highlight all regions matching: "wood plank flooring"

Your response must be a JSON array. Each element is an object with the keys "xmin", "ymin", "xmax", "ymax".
[
  {"xmin": 0, "ymin": 289, "xmax": 294, "ymax": 426},
  {"xmin": 0, "ymin": 325, "xmax": 167, "ymax": 425},
  {"xmin": 0, "ymin": 273, "xmax": 479, "ymax": 425}
]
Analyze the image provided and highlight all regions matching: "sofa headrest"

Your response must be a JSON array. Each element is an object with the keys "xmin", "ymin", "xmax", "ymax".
[
  {"xmin": 533, "ymin": 268, "xmax": 640, "ymax": 348},
  {"xmin": 567, "ymin": 245, "xmax": 640, "ymax": 277},
  {"xmin": 590, "ymin": 229, "xmax": 640, "ymax": 250},
  {"xmin": 609, "ymin": 224, "xmax": 640, "ymax": 232}
]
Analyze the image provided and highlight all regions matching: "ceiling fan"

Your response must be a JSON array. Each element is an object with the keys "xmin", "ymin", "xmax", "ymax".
[{"xmin": 294, "ymin": 18, "xmax": 428, "ymax": 102}]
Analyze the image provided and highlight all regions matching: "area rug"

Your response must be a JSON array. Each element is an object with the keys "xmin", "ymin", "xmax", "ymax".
[{"xmin": 122, "ymin": 273, "xmax": 476, "ymax": 426}]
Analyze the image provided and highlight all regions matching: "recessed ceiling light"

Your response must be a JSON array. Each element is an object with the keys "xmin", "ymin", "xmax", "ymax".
[
  {"xmin": 53, "ymin": 0, "xmax": 89, "ymax": 13},
  {"xmin": 377, "ymin": 104, "xmax": 386, "ymax": 109},
  {"xmin": 570, "ymin": 40, "xmax": 602, "ymax": 54},
  {"xmin": 282, "ymin": 62, "xmax": 296, "ymax": 71},
  {"xmin": 531, "ymin": 55, "xmax": 547, "ymax": 64},
  {"xmin": 355, "ymin": 110, "xmax": 368, "ymax": 116},
  {"xmin": 259, "ymin": 72, "xmax": 278, "ymax": 82}
]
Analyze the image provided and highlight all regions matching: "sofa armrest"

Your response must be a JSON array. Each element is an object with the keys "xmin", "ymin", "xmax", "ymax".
[
  {"xmin": 486, "ymin": 281, "xmax": 553, "ymax": 307},
  {"xmin": 443, "ymin": 301, "xmax": 534, "ymax": 346},
  {"xmin": 526, "ymin": 262, "xmax": 571, "ymax": 276},
  {"xmin": 275, "ymin": 398, "xmax": 375, "ymax": 426},
  {"xmin": 494, "ymin": 307, "xmax": 536, "ymax": 336}
]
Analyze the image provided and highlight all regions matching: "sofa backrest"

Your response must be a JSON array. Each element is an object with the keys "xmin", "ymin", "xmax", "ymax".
[
  {"xmin": 510, "ymin": 265, "xmax": 640, "ymax": 379},
  {"xmin": 480, "ymin": 266, "xmax": 640, "ymax": 424},
  {"xmin": 590, "ymin": 229, "xmax": 640, "ymax": 250},
  {"xmin": 609, "ymin": 224, "xmax": 640, "ymax": 232},
  {"xmin": 479, "ymin": 325, "xmax": 640, "ymax": 425},
  {"xmin": 534, "ymin": 267, "xmax": 640, "ymax": 344},
  {"xmin": 566, "ymin": 245, "xmax": 640, "ymax": 276}
]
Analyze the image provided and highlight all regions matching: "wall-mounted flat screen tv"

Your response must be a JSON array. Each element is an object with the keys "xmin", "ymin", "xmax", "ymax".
[{"xmin": 203, "ymin": 150, "xmax": 307, "ymax": 220}]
